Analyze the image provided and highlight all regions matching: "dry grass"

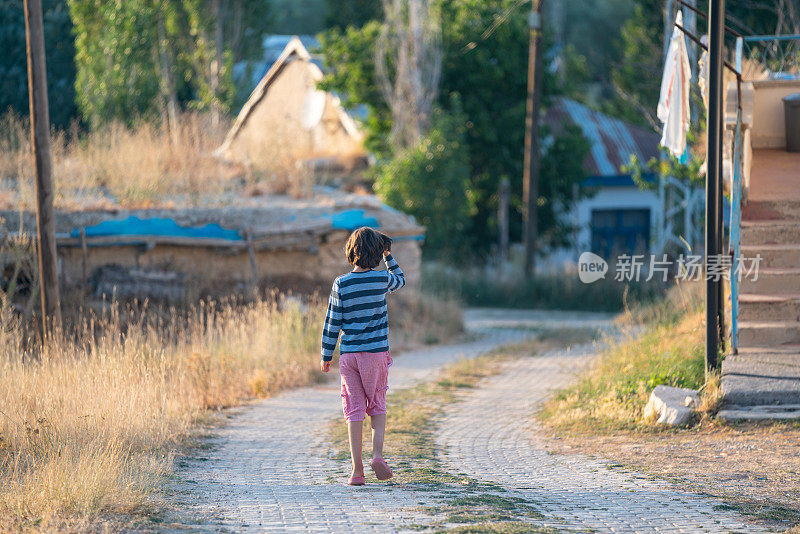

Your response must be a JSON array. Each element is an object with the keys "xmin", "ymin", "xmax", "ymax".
[
  {"xmin": 0, "ymin": 283, "xmax": 464, "ymax": 531},
  {"xmin": 391, "ymin": 290, "xmax": 465, "ymax": 349},
  {"xmin": 0, "ymin": 112, "xmax": 317, "ymax": 210},
  {"xmin": 0, "ymin": 297, "xmax": 324, "ymax": 531}
]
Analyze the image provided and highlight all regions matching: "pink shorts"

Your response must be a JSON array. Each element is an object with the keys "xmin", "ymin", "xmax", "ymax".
[{"xmin": 339, "ymin": 351, "xmax": 392, "ymax": 422}]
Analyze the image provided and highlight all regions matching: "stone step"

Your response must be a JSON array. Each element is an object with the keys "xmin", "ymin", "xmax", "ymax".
[
  {"xmin": 718, "ymin": 405, "xmax": 800, "ymax": 420},
  {"xmin": 740, "ymin": 268, "xmax": 800, "ymax": 294},
  {"xmin": 721, "ymin": 351, "xmax": 800, "ymax": 405},
  {"xmin": 738, "ymin": 294, "xmax": 800, "ymax": 322},
  {"xmin": 741, "ymin": 220, "xmax": 800, "ymax": 246},
  {"xmin": 739, "ymin": 244, "xmax": 800, "ymax": 269},
  {"xmin": 738, "ymin": 320, "xmax": 800, "ymax": 347},
  {"xmin": 743, "ymin": 199, "xmax": 800, "ymax": 221}
]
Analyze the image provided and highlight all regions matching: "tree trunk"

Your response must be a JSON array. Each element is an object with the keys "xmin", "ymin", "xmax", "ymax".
[
  {"xmin": 157, "ymin": 14, "xmax": 180, "ymax": 146},
  {"xmin": 210, "ymin": 0, "xmax": 226, "ymax": 127}
]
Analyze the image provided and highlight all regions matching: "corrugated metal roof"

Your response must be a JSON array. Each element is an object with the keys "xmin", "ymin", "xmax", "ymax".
[{"xmin": 544, "ymin": 97, "xmax": 660, "ymax": 177}]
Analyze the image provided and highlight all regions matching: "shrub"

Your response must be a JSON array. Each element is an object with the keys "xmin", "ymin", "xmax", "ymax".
[{"xmin": 374, "ymin": 106, "xmax": 474, "ymax": 258}]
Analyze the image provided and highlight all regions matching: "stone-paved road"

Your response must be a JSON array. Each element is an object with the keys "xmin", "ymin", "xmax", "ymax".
[
  {"xmin": 170, "ymin": 310, "xmax": 757, "ymax": 532},
  {"xmin": 169, "ymin": 319, "xmax": 539, "ymax": 532},
  {"xmin": 436, "ymin": 343, "xmax": 759, "ymax": 533}
]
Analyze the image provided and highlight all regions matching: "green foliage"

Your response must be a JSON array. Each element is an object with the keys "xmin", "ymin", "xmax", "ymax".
[
  {"xmin": 318, "ymin": 22, "xmax": 391, "ymax": 156},
  {"xmin": 268, "ymin": 0, "xmax": 326, "ymax": 34},
  {"xmin": 68, "ymin": 0, "xmax": 164, "ymax": 127},
  {"xmin": 608, "ymin": 0, "xmax": 663, "ymax": 130},
  {"xmin": 324, "ymin": 0, "xmax": 382, "ymax": 31},
  {"xmin": 538, "ymin": 124, "xmax": 592, "ymax": 250},
  {"xmin": 0, "ymin": 0, "xmax": 78, "ymax": 128},
  {"xmin": 559, "ymin": 0, "xmax": 633, "ymax": 96},
  {"xmin": 374, "ymin": 106, "xmax": 473, "ymax": 258},
  {"xmin": 68, "ymin": 0, "xmax": 269, "ymax": 127},
  {"xmin": 437, "ymin": 0, "xmax": 530, "ymax": 248}
]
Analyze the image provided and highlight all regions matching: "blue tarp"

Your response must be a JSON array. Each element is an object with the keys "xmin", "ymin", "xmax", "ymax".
[
  {"xmin": 70, "ymin": 210, "xmax": 403, "ymax": 242},
  {"xmin": 329, "ymin": 209, "xmax": 379, "ymax": 230},
  {"xmin": 72, "ymin": 216, "xmax": 242, "ymax": 241}
]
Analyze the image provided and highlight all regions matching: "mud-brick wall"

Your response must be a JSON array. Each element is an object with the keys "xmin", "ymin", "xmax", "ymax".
[{"xmin": 58, "ymin": 234, "xmax": 422, "ymax": 295}]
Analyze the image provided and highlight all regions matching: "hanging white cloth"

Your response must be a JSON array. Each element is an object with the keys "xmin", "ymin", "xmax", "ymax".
[{"xmin": 657, "ymin": 11, "xmax": 692, "ymax": 157}]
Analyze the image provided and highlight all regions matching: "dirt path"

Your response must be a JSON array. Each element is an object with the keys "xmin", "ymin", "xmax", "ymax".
[
  {"xmin": 436, "ymin": 345, "xmax": 759, "ymax": 533},
  {"xmin": 168, "ymin": 319, "xmax": 539, "ymax": 532}
]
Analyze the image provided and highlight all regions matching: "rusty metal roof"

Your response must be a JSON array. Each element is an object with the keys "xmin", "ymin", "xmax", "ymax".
[{"xmin": 544, "ymin": 97, "xmax": 661, "ymax": 177}]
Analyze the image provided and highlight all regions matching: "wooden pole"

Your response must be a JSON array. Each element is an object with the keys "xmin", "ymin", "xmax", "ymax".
[
  {"xmin": 24, "ymin": 0, "xmax": 61, "ymax": 331},
  {"xmin": 523, "ymin": 0, "xmax": 545, "ymax": 276}
]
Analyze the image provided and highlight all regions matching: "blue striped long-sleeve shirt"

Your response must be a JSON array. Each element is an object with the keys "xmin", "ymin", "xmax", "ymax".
[{"xmin": 321, "ymin": 254, "xmax": 405, "ymax": 361}]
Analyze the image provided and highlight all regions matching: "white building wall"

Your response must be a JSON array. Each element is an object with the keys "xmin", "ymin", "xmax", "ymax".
[{"xmin": 541, "ymin": 185, "xmax": 661, "ymax": 270}]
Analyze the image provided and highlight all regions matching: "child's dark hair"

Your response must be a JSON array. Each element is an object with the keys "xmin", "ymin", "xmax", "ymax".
[{"xmin": 345, "ymin": 227, "xmax": 392, "ymax": 269}]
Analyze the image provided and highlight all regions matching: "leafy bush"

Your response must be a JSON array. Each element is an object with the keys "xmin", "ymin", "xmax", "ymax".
[{"xmin": 374, "ymin": 107, "xmax": 474, "ymax": 258}]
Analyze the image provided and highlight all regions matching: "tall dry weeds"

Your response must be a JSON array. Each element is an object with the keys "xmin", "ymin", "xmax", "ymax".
[
  {"xmin": 0, "ymin": 112, "xmax": 319, "ymax": 210},
  {"xmin": 0, "ymin": 297, "xmax": 322, "ymax": 530}
]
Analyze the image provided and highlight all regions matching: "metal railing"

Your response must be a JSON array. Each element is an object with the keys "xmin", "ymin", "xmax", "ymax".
[
  {"xmin": 741, "ymin": 34, "xmax": 800, "ymax": 78},
  {"xmin": 729, "ymin": 106, "xmax": 743, "ymax": 354}
]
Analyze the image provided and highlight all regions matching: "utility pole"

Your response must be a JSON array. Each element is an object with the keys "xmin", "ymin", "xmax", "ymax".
[
  {"xmin": 523, "ymin": 0, "xmax": 544, "ymax": 276},
  {"xmin": 24, "ymin": 0, "xmax": 61, "ymax": 332},
  {"xmin": 705, "ymin": 0, "xmax": 725, "ymax": 374}
]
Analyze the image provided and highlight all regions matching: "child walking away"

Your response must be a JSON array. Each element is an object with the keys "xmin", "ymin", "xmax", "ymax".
[{"xmin": 320, "ymin": 227, "xmax": 406, "ymax": 486}]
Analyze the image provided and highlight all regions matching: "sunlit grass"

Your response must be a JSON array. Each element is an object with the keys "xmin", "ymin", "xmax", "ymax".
[
  {"xmin": 0, "ymin": 297, "xmax": 322, "ymax": 530},
  {"xmin": 540, "ymin": 282, "xmax": 707, "ymax": 432},
  {"xmin": 0, "ymin": 286, "xmax": 463, "ymax": 531}
]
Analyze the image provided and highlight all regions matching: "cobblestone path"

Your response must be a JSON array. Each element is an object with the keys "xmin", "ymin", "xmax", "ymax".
[
  {"xmin": 436, "ymin": 344, "xmax": 759, "ymax": 533},
  {"xmin": 170, "ymin": 322, "xmax": 538, "ymax": 532}
]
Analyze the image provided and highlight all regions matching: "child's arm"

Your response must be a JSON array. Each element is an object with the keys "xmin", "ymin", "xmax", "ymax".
[
  {"xmin": 320, "ymin": 279, "xmax": 343, "ymax": 371},
  {"xmin": 383, "ymin": 252, "xmax": 406, "ymax": 292}
]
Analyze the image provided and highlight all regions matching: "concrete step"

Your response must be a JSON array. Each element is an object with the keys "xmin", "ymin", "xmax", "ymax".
[
  {"xmin": 739, "ymin": 244, "xmax": 800, "ymax": 269},
  {"xmin": 739, "ymin": 320, "xmax": 800, "ymax": 347},
  {"xmin": 739, "ymin": 294, "xmax": 800, "ymax": 322},
  {"xmin": 743, "ymin": 199, "xmax": 800, "ymax": 221},
  {"xmin": 718, "ymin": 405, "xmax": 800, "ymax": 420},
  {"xmin": 741, "ymin": 220, "xmax": 800, "ymax": 246},
  {"xmin": 722, "ymin": 351, "xmax": 800, "ymax": 405},
  {"xmin": 740, "ymin": 268, "xmax": 800, "ymax": 294}
]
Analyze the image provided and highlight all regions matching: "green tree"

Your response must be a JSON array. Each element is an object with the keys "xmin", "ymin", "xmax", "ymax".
[
  {"xmin": 538, "ymin": 124, "xmax": 593, "ymax": 251},
  {"xmin": 0, "ymin": 0, "xmax": 77, "ymax": 128},
  {"xmin": 68, "ymin": 0, "xmax": 271, "ymax": 128},
  {"xmin": 373, "ymin": 105, "xmax": 473, "ymax": 257},
  {"xmin": 68, "ymin": 0, "xmax": 166, "ymax": 127},
  {"xmin": 318, "ymin": 21, "xmax": 390, "ymax": 156},
  {"xmin": 437, "ymin": 0, "xmax": 529, "ymax": 247},
  {"xmin": 608, "ymin": 0, "xmax": 663, "ymax": 131}
]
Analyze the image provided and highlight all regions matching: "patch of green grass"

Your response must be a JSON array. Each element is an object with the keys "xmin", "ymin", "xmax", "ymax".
[{"xmin": 540, "ymin": 283, "xmax": 707, "ymax": 433}]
